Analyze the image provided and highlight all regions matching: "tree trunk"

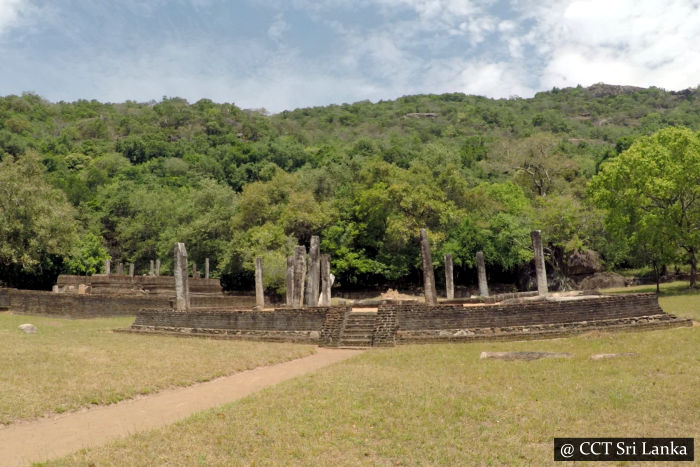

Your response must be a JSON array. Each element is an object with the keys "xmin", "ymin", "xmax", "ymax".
[{"xmin": 690, "ymin": 248, "xmax": 697, "ymax": 288}]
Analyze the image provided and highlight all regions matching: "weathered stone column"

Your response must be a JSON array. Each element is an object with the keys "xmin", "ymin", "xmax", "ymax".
[
  {"xmin": 117, "ymin": 262, "xmax": 124, "ymax": 275},
  {"xmin": 444, "ymin": 254, "xmax": 454, "ymax": 300},
  {"xmin": 531, "ymin": 230, "xmax": 548, "ymax": 296},
  {"xmin": 204, "ymin": 258, "xmax": 210, "ymax": 279},
  {"xmin": 319, "ymin": 254, "xmax": 332, "ymax": 306},
  {"xmin": 155, "ymin": 259, "xmax": 161, "ymax": 276},
  {"xmin": 305, "ymin": 235, "xmax": 321, "ymax": 307},
  {"xmin": 420, "ymin": 228, "xmax": 438, "ymax": 306},
  {"xmin": 128, "ymin": 263, "xmax": 135, "ymax": 277},
  {"xmin": 476, "ymin": 251, "xmax": 489, "ymax": 297},
  {"xmin": 149, "ymin": 260, "xmax": 155, "ymax": 276},
  {"xmin": 104, "ymin": 259, "xmax": 111, "ymax": 275},
  {"xmin": 192, "ymin": 263, "xmax": 197, "ymax": 278},
  {"xmin": 292, "ymin": 245, "xmax": 306, "ymax": 307},
  {"xmin": 173, "ymin": 243, "xmax": 190, "ymax": 311},
  {"xmin": 255, "ymin": 257, "xmax": 264, "ymax": 310},
  {"xmin": 285, "ymin": 256, "xmax": 294, "ymax": 306}
]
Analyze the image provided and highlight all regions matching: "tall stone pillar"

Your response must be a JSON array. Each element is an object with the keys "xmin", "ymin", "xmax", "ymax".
[
  {"xmin": 319, "ymin": 254, "xmax": 332, "ymax": 306},
  {"xmin": 155, "ymin": 259, "xmax": 161, "ymax": 276},
  {"xmin": 254, "ymin": 257, "xmax": 264, "ymax": 310},
  {"xmin": 205, "ymin": 258, "xmax": 210, "ymax": 279},
  {"xmin": 174, "ymin": 243, "xmax": 190, "ymax": 311},
  {"xmin": 305, "ymin": 236, "xmax": 321, "ymax": 307},
  {"xmin": 444, "ymin": 254, "xmax": 454, "ymax": 300},
  {"xmin": 104, "ymin": 259, "xmax": 111, "ymax": 275},
  {"xmin": 192, "ymin": 262, "xmax": 197, "ymax": 278},
  {"xmin": 531, "ymin": 230, "xmax": 548, "ymax": 296},
  {"xmin": 149, "ymin": 260, "xmax": 155, "ymax": 276},
  {"xmin": 285, "ymin": 256, "xmax": 294, "ymax": 306},
  {"xmin": 476, "ymin": 251, "xmax": 489, "ymax": 297},
  {"xmin": 420, "ymin": 228, "xmax": 438, "ymax": 306},
  {"xmin": 117, "ymin": 262, "xmax": 124, "ymax": 275},
  {"xmin": 128, "ymin": 263, "xmax": 135, "ymax": 277},
  {"xmin": 292, "ymin": 245, "xmax": 306, "ymax": 307}
]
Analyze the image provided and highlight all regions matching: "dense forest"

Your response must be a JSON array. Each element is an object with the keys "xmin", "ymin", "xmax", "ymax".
[{"xmin": 1, "ymin": 83, "xmax": 699, "ymax": 292}]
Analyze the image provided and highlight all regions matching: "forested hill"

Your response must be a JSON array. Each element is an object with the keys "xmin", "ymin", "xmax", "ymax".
[{"xmin": 1, "ymin": 84, "xmax": 699, "ymax": 291}]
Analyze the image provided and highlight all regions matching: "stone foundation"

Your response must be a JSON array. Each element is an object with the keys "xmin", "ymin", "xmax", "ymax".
[{"xmin": 121, "ymin": 292, "xmax": 692, "ymax": 345}]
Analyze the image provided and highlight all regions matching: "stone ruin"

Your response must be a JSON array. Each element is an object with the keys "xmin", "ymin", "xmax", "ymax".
[{"xmin": 120, "ymin": 231, "xmax": 693, "ymax": 347}]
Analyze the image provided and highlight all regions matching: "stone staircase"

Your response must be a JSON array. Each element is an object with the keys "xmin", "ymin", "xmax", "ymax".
[{"xmin": 338, "ymin": 311, "xmax": 377, "ymax": 347}]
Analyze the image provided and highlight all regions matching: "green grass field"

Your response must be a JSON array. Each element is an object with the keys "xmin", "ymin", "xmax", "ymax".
[
  {"xmin": 48, "ymin": 293, "xmax": 699, "ymax": 466},
  {"xmin": 0, "ymin": 313, "xmax": 314, "ymax": 424},
  {"xmin": 604, "ymin": 281, "xmax": 700, "ymax": 321}
]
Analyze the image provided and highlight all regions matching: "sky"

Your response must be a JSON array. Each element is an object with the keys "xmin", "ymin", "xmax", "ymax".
[{"xmin": 1, "ymin": 0, "xmax": 699, "ymax": 113}]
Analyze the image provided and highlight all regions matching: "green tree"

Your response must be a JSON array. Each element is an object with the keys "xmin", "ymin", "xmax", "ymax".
[
  {"xmin": 590, "ymin": 127, "xmax": 700, "ymax": 287},
  {"xmin": 0, "ymin": 152, "xmax": 79, "ymax": 287}
]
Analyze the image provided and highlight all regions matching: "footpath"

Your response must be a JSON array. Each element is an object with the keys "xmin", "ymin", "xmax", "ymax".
[{"xmin": 0, "ymin": 347, "xmax": 362, "ymax": 466}]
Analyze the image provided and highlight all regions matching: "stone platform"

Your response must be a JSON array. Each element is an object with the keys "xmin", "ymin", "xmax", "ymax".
[{"xmin": 122, "ymin": 293, "xmax": 693, "ymax": 346}]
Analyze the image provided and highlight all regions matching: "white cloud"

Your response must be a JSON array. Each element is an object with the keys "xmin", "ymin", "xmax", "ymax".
[
  {"xmin": 519, "ymin": 0, "xmax": 700, "ymax": 91},
  {"xmin": 0, "ymin": 0, "xmax": 28, "ymax": 34},
  {"xmin": 268, "ymin": 14, "xmax": 288, "ymax": 41}
]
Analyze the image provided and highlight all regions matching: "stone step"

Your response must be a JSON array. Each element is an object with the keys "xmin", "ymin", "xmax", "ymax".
[{"xmin": 338, "ymin": 338, "xmax": 373, "ymax": 346}]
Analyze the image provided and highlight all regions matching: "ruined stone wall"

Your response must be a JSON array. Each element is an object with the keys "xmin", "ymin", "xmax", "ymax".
[
  {"xmin": 130, "ymin": 306, "xmax": 352, "ymax": 343},
  {"xmin": 5, "ymin": 288, "xmax": 170, "ymax": 317},
  {"xmin": 376, "ymin": 293, "xmax": 686, "ymax": 344},
  {"xmin": 55, "ymin": 274, "xmax": 222, "ymax": 296}
]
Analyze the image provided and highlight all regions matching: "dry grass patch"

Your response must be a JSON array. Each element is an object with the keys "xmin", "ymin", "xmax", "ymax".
[
  {"xmin": 50, "ymin": 326, "xmax": 698, "ymax": 465},
  {"xmin": 0, "ymin": 313, "xmax": 313, "ymax": 424}
]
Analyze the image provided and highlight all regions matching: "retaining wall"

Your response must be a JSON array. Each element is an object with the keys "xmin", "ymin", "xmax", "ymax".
[
  {"xmin": 2, "ymin": 288, "xmax": 257, "ymax": 318},
  {"xmin": 129, "ymin": 306, "xmax": 352, "ymax": 343}
]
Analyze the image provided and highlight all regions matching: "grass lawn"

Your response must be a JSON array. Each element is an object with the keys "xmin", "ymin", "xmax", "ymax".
[
  {"xmin": 49, "ymin": 294, "xmax": 699, "ymax": 466},
  {"xmin": 0, "ymin": 313, "xmax": 314, "ymax": 424}
]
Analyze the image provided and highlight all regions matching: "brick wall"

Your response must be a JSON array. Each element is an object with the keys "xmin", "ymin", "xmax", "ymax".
[
  {"xmin": 6, "ymin": 288, "xmax": 170, "ymax": 317},
  {"xmin": 131, "ymin": 306, "xmax": 352, "ymax": 343},
  {"xmin": 56, "ymin": 274, "xmax": 222, "ymax": 296},
  {"xmin": 385, "ymin": 294, "xmax": 663, "ymax": 332}
]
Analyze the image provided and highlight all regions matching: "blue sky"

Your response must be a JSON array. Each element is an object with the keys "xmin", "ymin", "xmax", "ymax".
[{"xmin": 1, "ymin": 0, "xmax": 699, "ymax": 112}]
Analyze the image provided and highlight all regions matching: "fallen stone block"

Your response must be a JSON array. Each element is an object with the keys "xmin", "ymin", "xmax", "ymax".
[
  {"xmin": 18, "ymin": 323, "xmax": 38, "ymax": 334},
  {"xmin": 479, "ymin": 351, "xmax": 572, "ymax": 360},
  {"xmin": 590, "ymin": 352, "xmax": 637, "ymax": 360}
]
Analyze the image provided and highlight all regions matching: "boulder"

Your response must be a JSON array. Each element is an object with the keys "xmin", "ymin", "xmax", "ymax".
[
  {"xmin": 564, "ymin": 249, "xmax": 602, "ymax": 276},
  {"xmin": 18, "ymin": 324, "xmax": 38, "ymax": 334},
  {"xmin": 479, "ymin": 351, "xmax": 572, "ymax": 361},
  {"xmin": 579, "ymin": 272, "xmax": 627, "ymax": 290}
]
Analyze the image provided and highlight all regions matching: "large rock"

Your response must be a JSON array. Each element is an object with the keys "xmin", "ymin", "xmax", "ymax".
[
  {"xmin": 579, "ymin": 272, "xmax": 627, "ymax": 290},
  {"xmin": 564, "ymin": 249, "xmax": 602, "ymax": 276},
  {"xmin": 480, "ymin": 351, "xmax": 572, "ymax": 361},
  {"xmin": 18, "ymin": 324, "xmax": 38, "ymax": 334}
]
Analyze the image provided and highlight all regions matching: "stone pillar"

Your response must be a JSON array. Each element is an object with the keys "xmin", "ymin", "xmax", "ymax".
[
  {"xmin": 104, "ymin": 259, "xmax": 111, "ymax": 275},
  {"xmin": 292, "ymin": 245, "xmax": 306, "ymax": 307},
  {"xmin": 285, "ymin": 256, "xmax": 294, "ymax": 306},
  {"xmin": 444, "ymin": 254, "xmax": 454, "ymax": 300},
  {"xmin": 255, "ymin": 257, "xmax": 264, "ymax": 310},
  {"xmin": 319, "ymin": 254, "xmax": 332, "ymax": 306},
  {"xmin": 192, "ymin": 262, "xmax": 197, "ymax": 278},
  {"xmin": 531, "ymin": 230, "xmax": 548, "ymax": 296},
  {"xmin": 476, "ymin": 251, "xmax": 489, "ymax": 297},
  {"xmin": 117, "ymin": 262, "xmax": 124, "ymax": 275},
  {"xmin": 128, "ymin": 263, "xmax": 135, "ymax": 277},
  {"xmin": 305, "ymin": 235, "xmax": 321, "ymax": 307},
  {"xmin": 420, "ymin": 228, "xmax": 438, "ymax": 306},
  {"xmin": 205, "ymin": 258, "xmax": 210, "ymax": 279},
  {"xmin": 155, "ymin": 259, "xmax": 161, "ymax": 276},
  {"xmin": 174, "ymin": 243, "xmax": 190, "ymax": 311},
  {"xmin": 149, "ymin": 260, "xmax": 154, "ymax": 276}
]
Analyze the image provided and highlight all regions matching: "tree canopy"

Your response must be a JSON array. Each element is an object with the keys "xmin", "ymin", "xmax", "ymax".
[
  {"xmin": 1, "ymin": 84, "xmax": 700, "ymax": 290},
  {"xmin": 590, "ymin": 127, "xmax": 700, "ymax": 287}
]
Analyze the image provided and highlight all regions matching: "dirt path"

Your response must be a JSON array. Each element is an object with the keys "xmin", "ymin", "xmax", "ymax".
[{"xmin": 0, "ymin": 347, "xmax": 363, "ymax": 467}]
